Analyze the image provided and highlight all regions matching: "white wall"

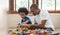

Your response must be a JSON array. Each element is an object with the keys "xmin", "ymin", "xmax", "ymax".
[
  {"xmin": 0, "ymin": 0, "xmax": 9, "ymax": 35},
  {"xmin": 8, "ymin": 14, "xmax": 60, "ymax": 29},
  {"xmin": 50, "ymin": 13, "xmax": 60, "ymax": 29}
]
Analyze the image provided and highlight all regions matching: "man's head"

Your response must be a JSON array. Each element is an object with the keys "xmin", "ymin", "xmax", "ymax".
[
  {"xmin": 18, "ymin": 7, "xmax": 28, "ymax": 18},
  {"xmin": 30, "ymin": 4, "xmax": 40, "ymax": 15}
]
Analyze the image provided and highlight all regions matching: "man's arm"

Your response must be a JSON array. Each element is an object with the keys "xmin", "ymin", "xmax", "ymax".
[{"xmin": 29, "ymin": 20, "xmax": 47, "ymax": 28}]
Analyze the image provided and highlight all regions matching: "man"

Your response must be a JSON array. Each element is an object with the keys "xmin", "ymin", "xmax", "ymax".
[{"xmin": 22, "ymin": 4, "xmax": 55, "ymax": 31}]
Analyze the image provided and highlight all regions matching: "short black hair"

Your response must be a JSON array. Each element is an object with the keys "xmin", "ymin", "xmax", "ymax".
[
  {"xmin": 30, "ymin": 4, "xmax": 38, "ymax": 9},
  {"xmin": 18, "ymin": 7, "xmax": 28, "ymax": 15}
]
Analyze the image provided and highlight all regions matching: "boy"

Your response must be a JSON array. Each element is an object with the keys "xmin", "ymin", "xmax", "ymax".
[{"xmin": 18, "ymin": 7, "xmax": 32, "ymax": 27}]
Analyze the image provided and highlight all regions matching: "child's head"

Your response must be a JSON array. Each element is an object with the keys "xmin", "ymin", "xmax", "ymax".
[{"xmin": 18, "ymin": 7, "xmax": 28, "ymax": 18}]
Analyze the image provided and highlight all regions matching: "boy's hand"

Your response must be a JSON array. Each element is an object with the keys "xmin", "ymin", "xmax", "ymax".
[
  {"xmin": 21, "ymin": 23, "xmax": 31, "ymax": 28},
  {"xmin": 22, "ymin": 22, "xmax": 27, "ymax": 24}
]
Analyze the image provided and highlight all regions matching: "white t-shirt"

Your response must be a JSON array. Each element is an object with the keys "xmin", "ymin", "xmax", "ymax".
[{"xmin": 34, "ymin": 9, "xmax": 55, "ymax": 30}]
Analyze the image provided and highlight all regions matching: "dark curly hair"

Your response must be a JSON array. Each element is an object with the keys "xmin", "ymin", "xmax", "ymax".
[{"xmin": 18, "ymin": 7, "xmax": 28, "ymax": 15}]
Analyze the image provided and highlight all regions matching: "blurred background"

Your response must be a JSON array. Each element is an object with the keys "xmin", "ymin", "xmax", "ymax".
[{"xmin": 0, "ymin": 0, "xmax": 60, "ymax": 35}]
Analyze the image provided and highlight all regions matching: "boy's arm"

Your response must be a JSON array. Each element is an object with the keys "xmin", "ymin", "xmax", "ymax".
[
  {"xmin": 21, "ymin": 19, "xmax": 31, "ymax": 27},
  {"xmin": 22, "ymin": 19, "xmax": 30, "ymax": 24}
]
